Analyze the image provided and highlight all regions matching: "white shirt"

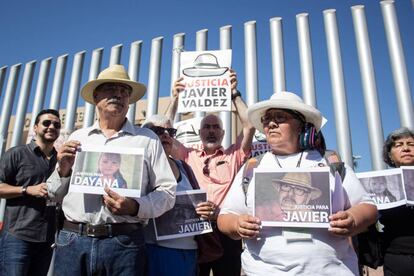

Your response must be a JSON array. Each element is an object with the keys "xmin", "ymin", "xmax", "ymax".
[
  {"xmin": 47, "ymin": 120, "xmax": 177, "ymax": 225},
  {"xmin": 220, "ymin": 150, "xmax": 373, "ymax": 276}
]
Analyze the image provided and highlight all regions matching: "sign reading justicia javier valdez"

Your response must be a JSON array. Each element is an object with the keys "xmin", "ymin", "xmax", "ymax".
[
  {"xmin": 68, "ymin": 145, "xmax": 144, "ymax": 198},
  {"xmin": 154, "ymin": 190, "xmax": 212, "ymax": 241},
  {"xmin": 253, "ymin": 167, "xmax": 332, "ymax": 228},
  {"xmin": 177, "ymin": 49, "xmax": 232, "ymax": 113}
]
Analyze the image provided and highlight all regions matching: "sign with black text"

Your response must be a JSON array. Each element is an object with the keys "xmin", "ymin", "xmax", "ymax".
[
  {"xmin": 178, "ymin": 50, "xmax": 232, "ymax": 113},
  {"xmin": 253, "ymin": 167, "xmax": 332, "ymax": 228},
  {"xmin": 357, "ymin": 169, "xmax": 406, "ymax": 210},
  {"xmin": 154, "ymin": 190, "xmax": 212, "ymax": 240},
  {"xmin": 68, "ymin": 145, "xmax": 144, "ymax": 197}
]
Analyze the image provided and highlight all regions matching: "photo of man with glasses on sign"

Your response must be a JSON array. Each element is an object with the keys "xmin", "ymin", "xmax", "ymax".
[{"xmin": 0, "ymin": 109, "xmax": 61, "ymax": 276}]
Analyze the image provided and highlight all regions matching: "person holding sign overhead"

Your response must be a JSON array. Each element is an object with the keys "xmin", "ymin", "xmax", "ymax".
[
  {"xmin": 166, "ymin": 69, "xmax": 255, "ymax": 276},
  {"xmin": 46, "ymin": 65, "xmax": 176, "ymax": 276},
  {"xmin": 217, "ymin": 91, "xmax": 377, "ymax": 275},
  {"xmin": 380, "ymin": 127, "xmax": 414, "ymax": 276}
]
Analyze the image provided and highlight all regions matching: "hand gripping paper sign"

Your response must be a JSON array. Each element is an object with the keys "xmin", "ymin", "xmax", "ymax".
[
  {"xmin": 178, "ymin": 50, "xmax": 232, "ymax": 113},
  {"xmin": 253, "ymin": 167, "xmax": 332, "ymax": 228},
  {"xmin": 357, "ymin": 169, "xmax": 406, "ymax": 210},
  {"xmin": 69, "ymin": 145, "xmax": 144, "ymax": 197},
  {"xmin": 153, "ymin": 190, "xmax": 213, "ymax": 241}
]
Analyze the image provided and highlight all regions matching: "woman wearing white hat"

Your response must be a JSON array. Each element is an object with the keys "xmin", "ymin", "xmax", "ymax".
[{"xmin": 217, "ymin": 92, "xmax": 377, "ymax": 275}]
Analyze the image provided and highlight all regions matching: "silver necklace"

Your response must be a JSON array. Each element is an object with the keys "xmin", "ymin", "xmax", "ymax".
[{"xmin": 274, "ymin": 151, "xmax": 304, "ymax": 168}]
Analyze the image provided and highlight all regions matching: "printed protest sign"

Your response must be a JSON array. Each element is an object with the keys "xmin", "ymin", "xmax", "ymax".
[
  {"xmin": 178, "ymin": 49, "xmax": 232, "ymax": 113},
  {"xmin": 401, "ymin": 166, "xmax": 414, "ymax": 205},
  {"xmin": 68, "ymin": 145, "xmax": 144, "ymax": 197},
  {"xmin": 253, "ymin": 167, "xmax": 332, "ymax": 228},
  {"xmin": 154, "ymin": 190, "xmax": 212, "ymax": 241},
  {"xmin": 357, "ymin": 169, "xmax": 405, "ymax": 210},
  {"xmin": 250, "ymin": 130, "xmax": 271, "ymax": 158},
  {"xmin": 174, "ymin": 117, "xmax": 203, "ymax": 150}
]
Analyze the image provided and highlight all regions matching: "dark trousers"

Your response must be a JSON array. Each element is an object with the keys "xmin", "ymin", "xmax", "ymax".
[
  {"xmin": 383, "ymin": 252, "xmax": 414, "ymax": 276},
  {"xmin": 0, "ymin": 231, "xmax": 53, "ymax": 276},
  {"xmin": 54, "ymin": 229, "xmax": 146, "ymax": 276},
  {"xmin": 199, "ymin": 231, "xmax": 242, "ymax": 276}
]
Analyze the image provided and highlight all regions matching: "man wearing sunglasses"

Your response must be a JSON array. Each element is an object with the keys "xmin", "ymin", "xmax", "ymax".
[
  {"xmin": 0, "ymin": 109, "xmax": 61, "ymax": 275},
  {"xmin": 166, "ymin": 69, "xmax": 255, "ymax": 276},
  {"xmin": 46, "ymin": 65, "xmax": 176, "ymax": 276}
]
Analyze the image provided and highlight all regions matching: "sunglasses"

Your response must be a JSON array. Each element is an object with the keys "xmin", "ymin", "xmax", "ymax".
[
  {"xmin": 150, "ymin": 126, "xmax": 177, "ymax": 138},
  {"xmin": 41, "ymin": 120, "xmax": 61, "ymax": 129}
]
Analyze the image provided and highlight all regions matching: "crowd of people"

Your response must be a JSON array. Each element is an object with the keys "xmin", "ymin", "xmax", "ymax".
[{"xmin": 0, "ymin": 63, "xmax": 412, "ymax": 276}]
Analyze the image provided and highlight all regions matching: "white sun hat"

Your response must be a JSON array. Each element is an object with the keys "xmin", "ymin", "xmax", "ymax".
[{"xmin": 247, "ymin": 91, "xmax": 325, "ymax": 133}]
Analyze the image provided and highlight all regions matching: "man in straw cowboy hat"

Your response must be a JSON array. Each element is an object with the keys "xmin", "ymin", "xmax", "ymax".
[
  {"xmin": 274, "ymin": 172, "xmax": 321, "ymax": 211},
  {"xmin": 46, "ymin": 64, "xmax": 176, "ymax": 275},
  {"xmin": 218, "ymin": 91, "xmax": 377, "ymax": 275},
  {"xmin": 165, "ymin": 70, "xmax": 255, "ymax": 276}
]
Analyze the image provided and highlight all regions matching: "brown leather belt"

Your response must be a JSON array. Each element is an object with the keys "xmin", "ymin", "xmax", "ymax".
[{"xmin": 63, "ymin": 220, "xmax": 142, "ymax": 238}]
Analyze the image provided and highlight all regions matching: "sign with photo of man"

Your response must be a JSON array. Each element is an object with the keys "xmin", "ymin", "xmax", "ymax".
[
  {"xmin": 68, "ymin": 145, "xmax": 144, "ymax": 197},
  {"xmin": 401, "ymin": 166, "xmax": 414, "ymax": 205},
  {"xmin": 154, "ymin": 190, "xmax": 212, "ymax": 241},
  {"xmin": 253, "ymin": 167, "xmax": 332, "ymax": 228},
  {"xmin": 177, "ymin": 49, "xmax": 232, "ymax": 113},
  {"xmin": 357, "ymin": 169, "xmax": 406, "ymax": 210}
]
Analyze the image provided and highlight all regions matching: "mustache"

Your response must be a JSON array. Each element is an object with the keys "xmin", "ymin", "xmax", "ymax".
[{"xmin": 107, "ymin": 97, "xmax": 123, "ymax": 105}]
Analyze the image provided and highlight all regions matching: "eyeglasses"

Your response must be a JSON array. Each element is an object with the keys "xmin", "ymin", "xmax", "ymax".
[
  {"xmin": 150, "ymin": 126, "xmax": 177, "ymax": 138},
  {"xmin": 41, "ymin": 120, "xmax": 61, "ymax": 129},
  {"xmin": 280, "ymin": 183, "xmax": 309, "ymax": 196},
  {"xmin": 203, "ymin": 157, "xmax": 211, "ymax": 176},
  {"xmin": 260, "ymin": 111, "xmax": 297, "ymax": 126}
]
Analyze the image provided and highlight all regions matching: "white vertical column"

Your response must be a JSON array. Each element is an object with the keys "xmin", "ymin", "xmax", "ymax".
[
  {"xmin": 351, "ymin": 5, "xmax": 386, "ymax": 170},
  {"xmin": 220, "ymin": 25, "xmax": 232, "ymax": 149},
  {"xmin": 29, "ymin": 57, "xmax": 53, "ymax": 130},
  {"xmin": 380, "ymin": 0, "xmax": 414, "ymax": 129},
  {"xmin": 323, "ymin": 9, "xmax": 354, "ymax": 167},
  {"xmin": 10, "ymin": 61, "xmax": 36, "ymax": 147},
  {"xmin": 109, "ymin": 44, "xmax": 122, "ymax": 66},
  {"xmin": 195, "ymin": 29, "xmax": 208, "ymax": 118},
  {"xmin": 269, "ymin": 17, "xmax": 286, "ymax": 94},
  {"xmin": 146, "ymin": 37, "xmax": 163, "ymax": 118},
  {"xmin": 49, "ymin": 54, "xmax": 68, "ymax": 110},
  {"xmin": 296, "ymin": 13, "xmax": 316, "ymax": 107},
  {"xmin": 170, "ymin": 33, "xmax": 185, "ymax": 123},
  {"xmin": 64, "ymin": 51, "xmax": 86, "ymax": 132},
  {"xmin": 127, "ymin": 41, "xmax": 143, "ymax": 124},
  {"xmin": 83, "ymin": 48, "xmax": 103, "ymax": 127},
  {"xmin": 244, "ymin": 21, "xmax": 259, "ymax": 106}
]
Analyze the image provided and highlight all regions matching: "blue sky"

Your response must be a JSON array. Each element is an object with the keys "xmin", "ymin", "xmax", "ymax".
[{"xmin": 0, "ymin": 0, "xmax": 413, "ymax": 172}]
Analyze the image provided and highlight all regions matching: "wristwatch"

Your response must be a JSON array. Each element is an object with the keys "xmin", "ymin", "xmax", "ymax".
[
  {"xmin": 231, "ymin": 90, "xmax": 242, "ymax": 100},
  {"xmin": 21, "ymin": 186, "xmax": 27, "ymax": 196}
]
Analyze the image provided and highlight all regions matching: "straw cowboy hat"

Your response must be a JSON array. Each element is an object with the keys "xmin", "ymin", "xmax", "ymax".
[
  {"xmin": 272, "ymin": 172, "xmax": 322, "ymax": 200},
  {"xmin": 247, "ymin": 91, "xmax": 325, "ymax": 133},
  {"xmin": 182, "ymin": 53, "xmax": 228, "ymax": 77},
  {"xmin": 81, "ymin": 64, "xmax": 146, "ymax": 105}
]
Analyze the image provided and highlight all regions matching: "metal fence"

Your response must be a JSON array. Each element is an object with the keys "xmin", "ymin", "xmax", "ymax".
[{"xmin": 0, "ymin": 0, "xmax": 413, "ymax": 225}]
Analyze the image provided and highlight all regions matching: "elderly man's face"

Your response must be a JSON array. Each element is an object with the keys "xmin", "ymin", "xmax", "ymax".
[
  {"xmin": 94, "ymin": 82, "xmax": 131, "ymax": 117},
  {"xmin": 199, "ymin": 115, "xmax": 224, "ymax": 152},
  {"xmin": 277, "ymin": 183, "xmax": 311, "ymax": 210},
  {"xmin": 262, "ymin": 109, "xmax": 303, "ymax": 155}
]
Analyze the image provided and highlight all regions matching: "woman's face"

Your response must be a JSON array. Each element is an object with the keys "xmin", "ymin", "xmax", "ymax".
[
  {"xmin": 262, "ymin": 109, "xmax": 303, "ymax": 155},
  {"xmin": 154, "ymin": 122, "xmax": 174, "ymax": 156},
  {"xmin": 390, "ymin": 136, "xmax": 414, "ymax": 167},
  {"xmin": 99, "ymin": 155, "xmax": 121, "ymax": 177},
  {"xmin": 370, "ymin": 177, "xmax": 387, "ymax": 194}
]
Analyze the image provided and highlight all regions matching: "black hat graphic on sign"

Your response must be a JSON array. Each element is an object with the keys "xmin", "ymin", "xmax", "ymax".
[{"xmin": 182, "ymin": 53, "xmax": 228, "ymax": 77}]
